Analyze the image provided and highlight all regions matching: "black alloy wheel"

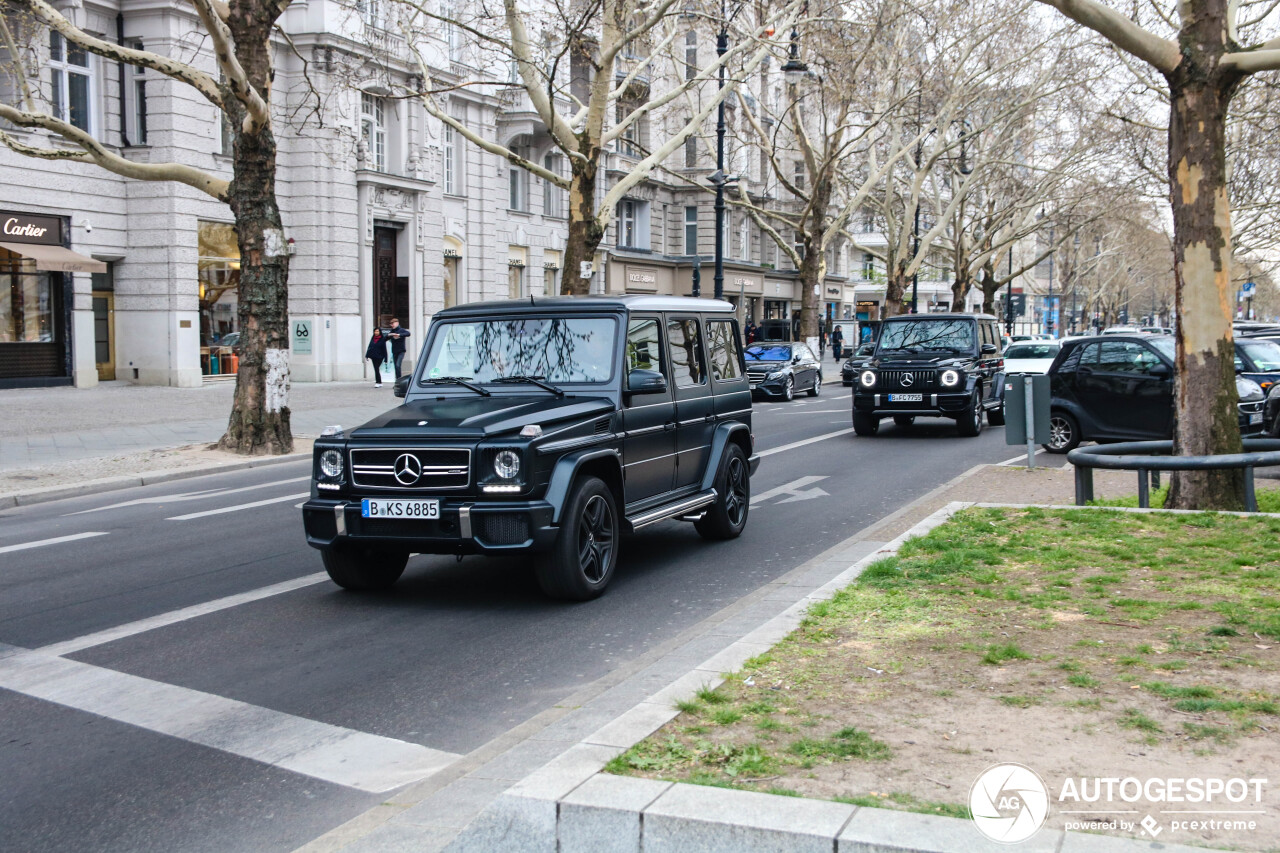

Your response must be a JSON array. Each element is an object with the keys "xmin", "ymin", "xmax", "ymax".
[
  {"xmin": 957, "ymin": 389, "xmax": 984, "ymax": 437},
  {"xmin": 536, "ymin": 476, "xmax": 619, "ymax": 600},
  {"xmin": 696, "ymin": 444, "xmax": 751, "ymax": 539},
  {"xmin": 987, "ymin": 402, "xmax": 1007, "ymax": 426}
]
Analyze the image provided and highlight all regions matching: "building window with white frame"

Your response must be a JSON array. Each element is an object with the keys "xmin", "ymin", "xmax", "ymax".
[
  {"xmin": 442, "ymin": 1, "xmax": 462, "ymax": 62},
  {"xmin": 793, "ymin": 160, "xmax": 805, "ymax": 192},
  {"xmin": 358, "ymin": 0, "xmax": 382, "ymax": 28},
  {"xmin": 49, "ymin": 32, "xmax": 93, "ymax": 134},
  {"xmin": 509, "ymin": 142, "xmax": 530, "ymax": 211},
  {"xmin": 361, "ymin": 93, "xmax": 386, "ymax": 172},
  {"xmin": 684, "ymin": 31, "xmax": 697, "ymax": 81},
  {"xmin": 443, "ymin": 121, "xmax": 458, "ymax": 194},
  {"xmin": 684, "ymin": 206, "xmax": 698, "ymax": 256},
  {"xmin": 738, "ymin": 215, "xmax": 751, "ymax": 261},
  {"xmin": 542, "ymin": 153, "xmax": 564, "ymax": 217},
  {"xmin": 792, "ymin": 231, "xmax": 805, "ymax": 265},
  {"xmin": 616, "ymin": 199, "xmax": 649, "ymax": 249},
  {"xmin": 130, "ymin": 42, "xmax": 147, "ymax": 144},
  {"xmin": 862, "ymin": 252, "xmax": 875, "ymax": 279}
]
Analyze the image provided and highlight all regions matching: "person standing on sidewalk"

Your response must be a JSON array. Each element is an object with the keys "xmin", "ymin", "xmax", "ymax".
[
  {"xmin": 831, "ymin": 325, "xmax": 844, "ymax": 362},
  {"xmin": 388, "ymin": 318, "xmax": 411, "ymax": 380},
  {"xmin": 365, "ymin": 328, "xmax": 388, "ymax": 388}
]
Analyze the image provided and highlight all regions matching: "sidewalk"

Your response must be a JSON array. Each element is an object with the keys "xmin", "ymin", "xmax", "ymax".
[{"xmin": 0, "ymin": 380, "xmax": 394, "ymax": 501}]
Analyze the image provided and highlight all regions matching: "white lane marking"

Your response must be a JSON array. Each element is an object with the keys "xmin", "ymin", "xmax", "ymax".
[
  {"xmin": 167, "ymin": 492, "xmax": 310, "ymax": 521},
  {"xmin": 67, "ymin": 477, "xmax": 311, "ymax": 515},
  {"xmin": 757, "ymin": 428, "xmax": 855, "ymax": 458},
  {"xmin": 0, "ymin": 532, "xmax": 109, "ymax": 555},
  {"xmin": 778, "ymin": 408, "xmax": 846, "ymax": 415},
  {"xmin": 749, "ymin": 476, "xmax": 829, "ymax": 506},
  {"xmin": 0, "ymin": 645, "xmax": 460, "ymax": 793},
  {"xmin": 998, "ymin": 449, "xmax": 1047, "ymax": 466},
  {"xmin": 37, "ymin": 573, "xmax": 330, "ymax": 657}
]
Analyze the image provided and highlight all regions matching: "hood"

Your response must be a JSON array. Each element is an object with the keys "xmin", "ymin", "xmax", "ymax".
[
  {"xmin": 351, "ymin": 394, "xmax": 615, "ymax": 439},
  {"xmin": 870, "ymin": 353, "xmax": 973, "ymax": 369}
]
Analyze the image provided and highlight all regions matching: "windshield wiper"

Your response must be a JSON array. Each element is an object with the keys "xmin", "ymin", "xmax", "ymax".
[
  {"xmin": 425, "ymin": 376, "xmax": 491, "ymax": 396},
  {"xmin": 492, "ymin": 375, "xmax": 565, "ymax": 397}
]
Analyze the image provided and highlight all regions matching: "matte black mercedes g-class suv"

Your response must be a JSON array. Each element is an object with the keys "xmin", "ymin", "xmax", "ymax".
[
  {"xmin": 852, "ymin": 313, "xmax": 1006, "ymax": 436},
  {"xmin": 302, "ymin": 296, "xmax": 760, "ymax": 600}
]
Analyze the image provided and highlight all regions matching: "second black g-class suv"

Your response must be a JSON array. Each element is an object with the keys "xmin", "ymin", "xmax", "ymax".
[
  {"xmin": 302, "ymin": 296, "xmax": 759, "ymax": 601},
  {"xmin": 852, "ymin": 313, "xmax": 1006, "ymax": 436}
]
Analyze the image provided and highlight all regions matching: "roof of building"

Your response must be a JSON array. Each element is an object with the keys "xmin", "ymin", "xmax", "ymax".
[{"xmin": 435, "ymin": 295, "xmax": 738, "ymax": 317}]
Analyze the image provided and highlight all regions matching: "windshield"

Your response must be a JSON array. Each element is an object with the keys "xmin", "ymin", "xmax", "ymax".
[
  {"xmin": 419, "ymin": 317, "xmax": 617, "ymax": 385},
  {"xmin": 745, "ymin": 345, "xmax": 792, "ymax": 361},
  {"xmin": 1005, "ymin": 343, "xmax": 1059, "ymax": 359},
  {"xmin": 877, "ymin": 319, "xmax": 975, "ymax": 352},
  {"xmin": 1240, "ymin": 339, "xmax": 1280, "ymax": 371}
]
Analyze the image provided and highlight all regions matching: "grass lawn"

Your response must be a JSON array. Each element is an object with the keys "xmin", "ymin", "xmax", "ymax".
[
  {"xmin": 1093, "ymin": 484, "xmax": 1280, "ymax": 513},
  {"xmin": 606, "ymin": 507, "xmax": 1280, "ymax": 849}
]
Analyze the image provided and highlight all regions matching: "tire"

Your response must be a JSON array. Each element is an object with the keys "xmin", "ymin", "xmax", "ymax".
[
  {"xmin": 1044, "ymin": 410, "xmax": 1081, "ymax": 454},
  {"xmin": 696, "ymin": 444, "xmax": 751, "ymax": 540},
  {"xmin": 987, "ymin": 402, "xmax": 1006, "ymax": 426},
  {"xmin": 535, "ymin": 476, "xmax": 619, "ymax": 601},
  {"xmin": 893, "ymin": 415, "xmax": 915, "ymax": 428},
  {"xmin": 782, "ymin": 375, "xmax": 794, "ymax": 401},
  {"xmin": 956, "ymin": 389, "xmax": 984, "ymax": 437},
  {"xmin": 322, "ymin": 545, "xmax": 408, "ymax": 591},
  {"xmin": 807, "ymin": 372, "xmax": 822, "ymax": 397},
  {"xmin": 853, "ymin": 411, "xmax": 880, "ymax": 436}
]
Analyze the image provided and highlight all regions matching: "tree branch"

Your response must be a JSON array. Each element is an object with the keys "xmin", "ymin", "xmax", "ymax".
[
  {"xmin": 1033, "ymin": 0, "xmax": 1180, "ymax": 72},
  {"xmin": 0, "ymin": 106, "xmax": 229, "ymax": 200},
  {"xmin": 190, "ymin": 0, "xmax": 270, "ymax": 131},
  {"xmin": 1223, "ymin": 48, "xmax": 1280, "ymax": 73}
]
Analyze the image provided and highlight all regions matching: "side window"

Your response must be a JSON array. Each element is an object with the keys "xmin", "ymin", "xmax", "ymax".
[
  {"xmin": 1099, "ymin": 341, "xmax": 1162, "ymax": 375},
  {"xmin": 626, "ymin": 318, "xmax": 663, "ymax": 373},
  {"xmin": 667, "ymin": 318, "xmax": 707, "ymax": 387},
  {"xmin": 706, "ymin": 320, "xmax": 742, "ymax": 380},
  {"xmin": 796, "ymin": 343, "xmax": 813, "ymax": 361},
  {"xmin": 1064, "ymin": 342, "xmax": 1096, "ymax": 372}
]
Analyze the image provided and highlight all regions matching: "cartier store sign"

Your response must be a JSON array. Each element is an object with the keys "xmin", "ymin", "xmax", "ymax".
[{"xmin": 0, "ymin": 211, "xmax": 63, "ymax": 246}]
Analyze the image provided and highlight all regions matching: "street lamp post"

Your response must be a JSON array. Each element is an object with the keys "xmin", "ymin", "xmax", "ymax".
[{"xmin": 1005, "ymin": 245, "xmax": 1014, "ymax": 335}]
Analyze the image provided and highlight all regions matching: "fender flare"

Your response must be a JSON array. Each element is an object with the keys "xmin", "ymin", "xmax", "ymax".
[
  {"xmin": 544, "ymin": 448, "xmax": 623, "ymax": 524},
  {"xmin": 699, "ymin": 422, "xmax": 753, "ymax": 492}
]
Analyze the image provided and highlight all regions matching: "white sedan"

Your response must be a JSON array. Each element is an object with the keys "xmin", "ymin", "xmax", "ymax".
[{"xmin": 1003, "ymin": 340, "xmax": 1062, "ymax": 374}]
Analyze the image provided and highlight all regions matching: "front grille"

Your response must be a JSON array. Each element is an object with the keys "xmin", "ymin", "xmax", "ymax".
[
  {"xmin": 1239, "ymin": 401, "xmax": 1264, "ymax": 415},
  {"xmin": 476, "ymin": 513, "xmax": 531, "ymax": 546},
  {"xmin": 304, "ymin": 506, "xmax": 337, "ymax": 539},
  {"xmin": 350, "ymin": 447, "xmax": 470, "ymax": 490},
  {"xmin": 878, "ymin": 370, "xmax": 939, "ymax": 390}
]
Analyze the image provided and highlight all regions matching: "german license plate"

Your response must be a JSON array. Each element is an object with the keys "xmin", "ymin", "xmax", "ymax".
[
  {"xmin": 889, "ymin": 393, "xmax": 923, "ymax": 402},
  {"xmin": 361, "ymin": 498, "xmax": 440, "ymax": 519},
  {"xmin": 1251, "ymin": 413, "xmax": 1263, "ymax": 425}
]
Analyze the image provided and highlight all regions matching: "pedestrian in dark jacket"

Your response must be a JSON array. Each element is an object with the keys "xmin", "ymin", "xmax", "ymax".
[
  {"xmin": 831, "ymin": 326, "xmax": 844, "ymax": 361},
  {"xmin": 365, "ymin": 329, "xmax": 387, "ymax": 387},
  {"xmin": 387, "ymin": 318, "xmax": 411, "ymax": 379}
]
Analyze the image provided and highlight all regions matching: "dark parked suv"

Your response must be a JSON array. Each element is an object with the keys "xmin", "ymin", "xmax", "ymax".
[
  {"xmin": 1043, "ymin": 334, "xmax": 1266, "ymax": 452},
  {"xmin": 302, "ymin": 296, "xmax": 760, "ymax": 600},
  {"xmin": 852, "ymin": 313, "xmax": 1006, "ymax": 436}
]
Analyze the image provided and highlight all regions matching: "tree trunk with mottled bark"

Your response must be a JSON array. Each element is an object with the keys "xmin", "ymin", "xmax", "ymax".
[
  {"xmin": 218, "ymin": 0, "xmax": 292, "ymax": 455},
  {"xmin": 561, "ymin": 152, "xmax": 604, "ymax": 296},
  {"xmin": 1164, "ymin": 59, "xmax": 1245, "ymax": 508},
  {"xmin": 884, "ymin": 263, "xmax": 910, "ymax": 316}
]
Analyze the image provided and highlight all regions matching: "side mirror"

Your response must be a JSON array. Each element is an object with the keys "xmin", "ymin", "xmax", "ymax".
[
  {"xmin": 627, "ymin": 368, "xmax": 667, "ymax": 395},
  {"xmin": 981, "ymin": 343, "xmax": 999, "ymax": 354},
  {"xmin": 1151, "ymin": 363, "xmax": 1171, "ymax": 378},
  {"xmin": 858, "ymin": 344, "xmax": 875, "ymax": 356},
  {"xmin": 393, "ymin": 375, "xmax": 411, "ymax": 398}
]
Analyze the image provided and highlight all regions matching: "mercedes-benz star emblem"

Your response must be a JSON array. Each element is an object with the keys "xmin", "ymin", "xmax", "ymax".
[
  {"xmin": 393, "ymin": 453, "xmax": 422, "ymax": 485},
  {"xmin": 900, "ymin": 372, "xmax": 914, "ymax": 387}
]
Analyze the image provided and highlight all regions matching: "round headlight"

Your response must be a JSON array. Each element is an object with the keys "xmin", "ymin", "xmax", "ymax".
[
  {"xmin": 494, "ymin": 450, "xmax": 521, "ymax": 479},
  {"xmin": 320, "ymin": 449, "xmax": 343, "ymax": 479},
  {"xmin": 940, "ymin": 369, "xmax": 960, "ymax": 387},
  {"xmin": 859, "ymin": 370, "xmax": 876, "ymax": 388}
]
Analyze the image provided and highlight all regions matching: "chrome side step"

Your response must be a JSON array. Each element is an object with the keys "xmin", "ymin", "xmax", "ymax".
[{"xmin": 626, "ymin": 489, "xmax": 718, "ymax": 531}]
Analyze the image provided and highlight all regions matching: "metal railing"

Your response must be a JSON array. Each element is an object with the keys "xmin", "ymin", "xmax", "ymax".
[{"xmin": 1067, "ymin": 439, "xmax": 1280, "ymax": 511}]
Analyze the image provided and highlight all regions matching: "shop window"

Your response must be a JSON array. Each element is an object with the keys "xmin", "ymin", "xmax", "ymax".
[
  {"xmin": 361, "ymin": 92, "xmax": 386, "ymax": 172},
  {"xmin": 508, "ymin": 262, "xmax": 525, "ymax": 298},
  {"xmin": 198, "ymin": 221, "xmax": 241, "ymax": 376},
  {"xmin": 0, "ymin": 248, "xmax": 55, "ymax": 343},
  {"xmin": 49, "ymin": 32, "xmax": 94, "ymax": 134},
  {"xmin": 442, "ymin": 253, "xmax": 459, "ymax": 308}
]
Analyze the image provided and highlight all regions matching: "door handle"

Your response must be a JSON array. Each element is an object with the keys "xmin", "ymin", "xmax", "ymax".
[
  {"xmin": 704, "ymin": 414, "xmax": 716, "ymax": 423},
  {"xmin": 664, "ymin": 421, "xmax": 677, "ymax": 431}
]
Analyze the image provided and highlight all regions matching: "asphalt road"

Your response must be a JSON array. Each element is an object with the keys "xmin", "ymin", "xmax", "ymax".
[{"xmin": 0, "ymin": 388, "xmax": 1051, "ymax": 852}]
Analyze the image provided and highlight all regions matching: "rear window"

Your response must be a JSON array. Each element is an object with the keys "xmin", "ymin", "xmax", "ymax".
[
  {"xmin": 1239, "ymin": 339, "xmax": 1280, "ymax": 372},
  {"xmin": 746, "ymin": 345, "xmax": 791, "ymax": 361},
  {"xmin": 1005, "ymin": 343, "xmax": 1059, "ymax": 359}
]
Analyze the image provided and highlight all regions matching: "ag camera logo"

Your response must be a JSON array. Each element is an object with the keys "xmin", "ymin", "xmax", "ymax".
[{"xmin": 969, "ymin": 763, "xmax": 1050, "ymax": 843}]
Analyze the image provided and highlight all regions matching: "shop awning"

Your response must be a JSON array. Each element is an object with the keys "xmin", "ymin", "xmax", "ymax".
[{"xmin": 0, "ymin": 241, "xmax": 107, "ymax": 273}]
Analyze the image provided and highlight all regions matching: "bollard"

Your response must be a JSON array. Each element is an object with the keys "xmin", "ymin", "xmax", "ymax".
[{"xmin": 1023, "ymin": 375, "xmax": 1035, "ymax": 469}]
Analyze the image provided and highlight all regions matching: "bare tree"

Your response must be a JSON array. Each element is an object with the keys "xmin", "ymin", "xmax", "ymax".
[
  {"xmin": 0, "ymin": 0, "xmax": 294, "ymax": 454},
  {"xmin": 393, "ymin": 0, "xmax": 798, "ymax": 294},
  {"xmin": 1033, "ymin": 0, "xmax": 1280, "ymax": 510}
]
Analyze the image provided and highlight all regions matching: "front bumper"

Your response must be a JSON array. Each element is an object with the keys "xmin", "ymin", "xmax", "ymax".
[
  {"xmin": 302, "ymin": 497, "xmax": 558, "ymax": 555},
  {"xmin": 748, "ymin": 373, "xmax": 794, "ymax": 397},
  {"xmin": 853, "ymin": 390, "xmax": 971, "ymax": 417},
  {"xmin": 1239, "ymin": 401, "xmax": 1266, "ymax": 435}
]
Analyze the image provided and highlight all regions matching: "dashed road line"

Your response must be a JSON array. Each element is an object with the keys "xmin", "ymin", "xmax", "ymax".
[
  {"xmin": 67, "ymin": 476, "xmax": 310, "ymax": 515},
  {"xmin": 757, "ymin": 428, "xmax": 855, "ymax": 457},
  {"xmin": 0, "ymin": 531, "xmax": 110, "ymax": 555},
  {"xmin": 167, "ymin": 492, "xmax": 310, "ymax": 521}
]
